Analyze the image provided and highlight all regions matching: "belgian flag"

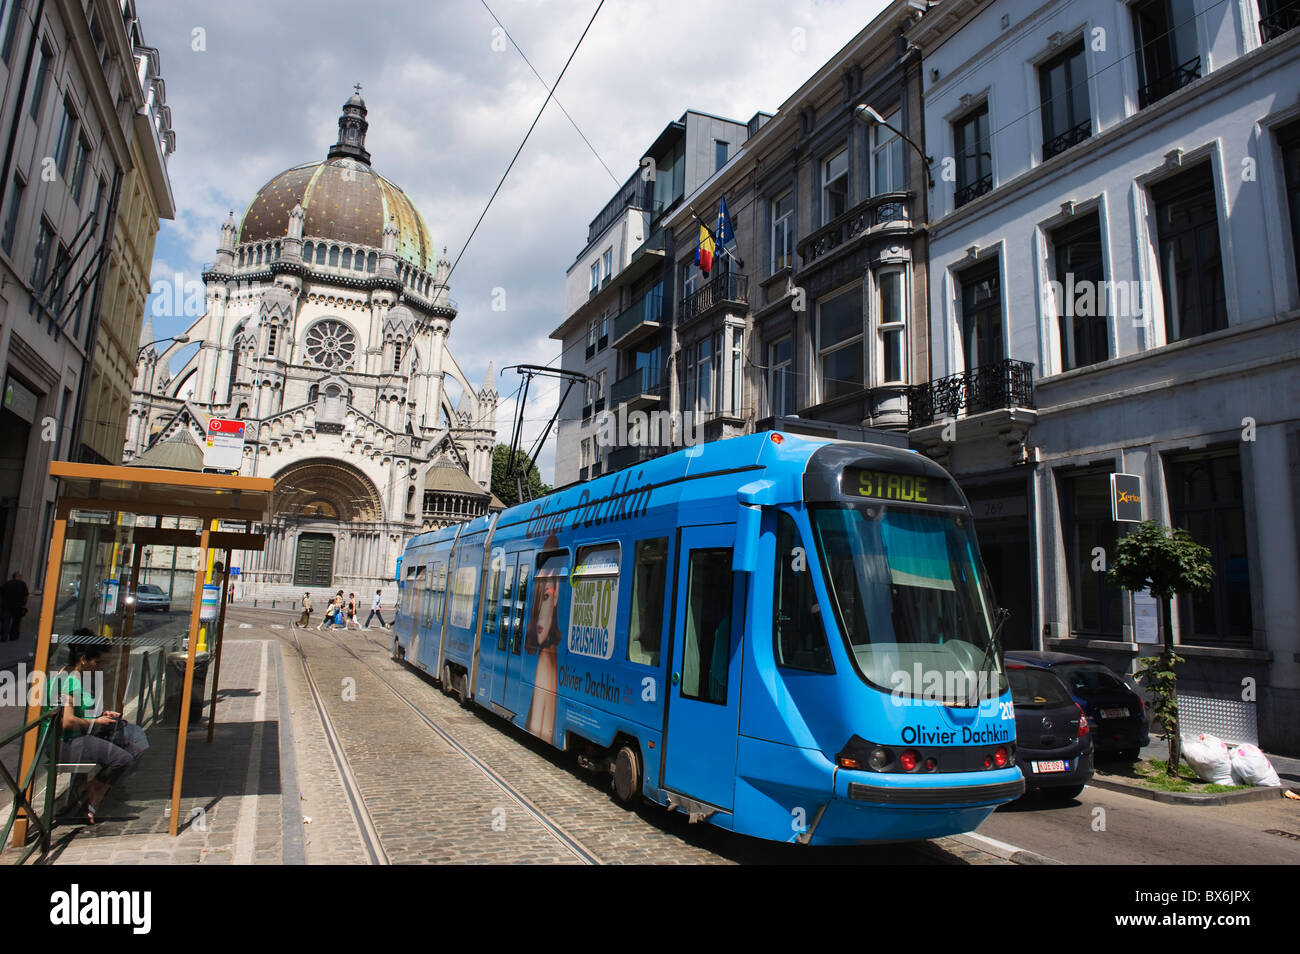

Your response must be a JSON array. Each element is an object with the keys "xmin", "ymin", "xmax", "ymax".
[{"xmin": 695, "ymin": 224, "xmax": 715, "ymax": 277}]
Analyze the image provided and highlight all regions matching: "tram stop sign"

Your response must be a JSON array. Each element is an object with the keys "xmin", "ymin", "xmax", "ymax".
[
  {"xmin": 1110, "ymin": 473, "xmax": 1143, "ymax": 522},
  {"xmin": 204, "ymin": 418, "xmax": 246, "ymax": 471}
]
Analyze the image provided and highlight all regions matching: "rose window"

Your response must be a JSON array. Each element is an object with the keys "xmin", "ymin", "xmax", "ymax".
[{"xmin": 304, "ymin": 320, "xmax": 357, "ymax": 369}]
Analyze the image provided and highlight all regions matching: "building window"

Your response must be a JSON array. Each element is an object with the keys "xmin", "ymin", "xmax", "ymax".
[
  {"xmin": 304, "ymin": 319, "xmax": 357, "ymax": 369},
  {"xmin": 1059, "ymin": 469, "xmax": 1124, "ymax": 639},
  {"xmin": 54, "ymin": 97, "xmax": 77, "ymax": 179},
  {"xmin": 602, "ymin": 247, "xmax": 612, "ymax": 285},
  {"xmin": 679, "ymin": 260, "xmax": 697, "ymax": 303},
  {"xmin": 730, "ymin": 330, "xmax": 742, "ymax": 414},
  {"xmin": 2, "ymin": 0, "xmax": 23, "ymax": 65},
  {"xmin": 653, "ymin": 139, "xmax": 685, "ymax": 215},
  {"xmin": 958, "ymin": 258, "xmax": 1003, "ymax": 370},
  {"xmin": 30, "ymin": 41, "xmax": 53, "ymax": 120},
  {"xmin": 1040, "ymin": 41, "xmax": 1091, "ymax": 159},
  {"xmin": 267, "ymin": 326, "xmax": 278, "ymax": 356},
  {"xmin": 1259, "ymin": 0, "xmax": 1300, "ymax": 41},
  {"xmin": 770, "ymin": 190, "xmax": 794, "ymax": 273},
  {"xmin": 590, "ymin": 261, "xmax": 599, "ymax": 292},
  {"xmin": 31, "ymin": 219, "xmax": 55, "ymax": 290},
  {"xmin": 1152, "ymin": 164, "xmax": 1227, "ymax": 343},
  {"xmin": 876, "ymin": 269, "xmax": 907, "ymax": 384},
  {"xmin": 586, "ymin": 319, "xmax": 598, "ymax": 357},
  {"xmin": 822, "ymin": 147, "xmax": 849, "ymax": 224},
  {"xmin": 581, "ymin": 437, "xmax": 592, "ymax": 469},
  {"xmin": 1133, "ymin": 0, "xmax": 1201, "ymax": 108},
  {"xmin": 816, "ymin": 285, "xmax": 863, "ymax": 403},
  {"xmin": 315, "ymin": 244, "xmax": 326, "ymax": 265},
  {"xmin": 596, "ymin": 369, "xmax": 606, "ymax": 411},
  {"xmin": 768, "ymin": 336, "xmax": 795, "ymax": 417},
  {"xmin": 1, "ymin": 174, "xmax": 23, "ymax": 255},
  {"xmin": 715, "ymin": 140, "xmax": 729, "ymax": 172},
  {"xmin": 1166, "ymin": 450, "xmax": 1252, "ymax": 644},
  {"xmin": 1279, "ymin": 120, "xmax": 1300, "ymax": 291},
  {"xmin": 953, "ymin": 103, "xmax": 992, "ymax": 207},
  {"xmin": 598, "ymin": 311, "xmax": 609, "ymax": 348},
  {"xmin": 871, "ymin": 110, "xmax": 904, "ymax": 195},
  {"xmin": 69, "ymin": 135, "xmax": 90, "ymax": 204},
  {"xmin": 1050, "ymin": 212, "xmax": 1109, "ymax": 371}
]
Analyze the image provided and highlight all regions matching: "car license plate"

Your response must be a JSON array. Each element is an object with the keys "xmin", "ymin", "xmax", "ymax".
[
  {"xmin": 1032, "ymin": 760, "xmax": 1068, "ymax": 773},
  {"xmin": 1101, "ymin": 707, "xmax": 1130, "ymax": 719}
]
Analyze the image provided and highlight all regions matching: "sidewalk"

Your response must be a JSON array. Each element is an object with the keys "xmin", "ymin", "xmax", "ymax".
[{"xmin": 1, "ymin": 636, "xmax": 304, "ymax": 865}]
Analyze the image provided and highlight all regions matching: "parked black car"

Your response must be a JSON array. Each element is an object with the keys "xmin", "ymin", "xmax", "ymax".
[
  {"xmin": 1005, "ymin": 651, "xmax": 1150, "ymax": 760},
  {"xmin": 1006, "ymin": 662, "xmax": 1094, "ymax": 800}
]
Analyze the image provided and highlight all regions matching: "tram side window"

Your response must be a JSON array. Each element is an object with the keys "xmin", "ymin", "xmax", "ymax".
[
  {"xmin": 513, "ymin": 563, "xmax": 531, "ymax": 655},
  {"xmin": 430, "ymin": 561, "xmax": 444, "ymax": 623},
  {"xmin": 774, "ymin": 513, "xmax": 834, "ymax": 673},
  {"xmin": 497, "ymin": 562, "xmax": 517, "ymax": 651},
  {"xmin": 681, "ymin": 548, "xmax": 734, "ymax": 705},
  {"xmin": 627, "ymin": 537, "xmax": 668, "ymax": 666},
  {"xmin": 484, "ymin": 551, "xmax": 504, "ymax": 634}
]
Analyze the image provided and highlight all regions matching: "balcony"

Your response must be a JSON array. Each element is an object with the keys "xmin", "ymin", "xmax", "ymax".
[
  {"xmin": 608, "ymin": 444, "xmax": 662, "ymax": 472},
  {"xmin": 1043, "ymin": 119, "xmax": 1091, "ymax": 160},
  {"xmin": 611, "ymin": 367, "xmax": 662, "ymax": 412},
  {"xmin": 1261, "ymin": 0, "xmax": 1300, "ymax": 40},
  {"xmin": 954, "ymin": 174, "xmax": 993, "ymax": 208},
  {"xmin": 798, "ymin": 192, "xmax": 913, "ymax": 270},
  {"xmin": 680, "ymin": 272, "xmax": 748, "ymax": 324},
  {"xmin": 612, "ymin": 287, "xmax": 664, "ymax": 350},
  {"xmin": 907, "ymin": 359, "xmax": 1036, "ymax": 429},
  {"xmin": 1137, "ymin": 56, "xmax": 1201, "ymax": 109}
]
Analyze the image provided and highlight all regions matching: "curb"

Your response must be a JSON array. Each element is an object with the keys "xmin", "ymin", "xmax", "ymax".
[
  {"xmin": 1088, "ymin": 773, "xmax": 1286, "ymax": 805},
  {"xmin": 952, "ymin": 832, "xmax": 1064, "ymax": 865}
]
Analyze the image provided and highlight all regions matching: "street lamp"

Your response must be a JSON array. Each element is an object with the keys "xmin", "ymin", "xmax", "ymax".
[
  {"xmin": 138, "ymin": 333, "xmax": 190, "ymax": 360},
  {"xmin": 853, "ymin": 104, "xmax": 935, "ymax": 190}
]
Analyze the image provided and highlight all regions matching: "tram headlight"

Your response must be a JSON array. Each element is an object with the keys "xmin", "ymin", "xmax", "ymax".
[{"xmin": 868, "ymin": 747, "xmax": 891, "ymax": 771}]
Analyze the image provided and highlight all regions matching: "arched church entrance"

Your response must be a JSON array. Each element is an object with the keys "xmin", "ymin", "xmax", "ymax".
[{"xmin": 266, "ymin": 458, "xmax": 386, "ymax": 591}]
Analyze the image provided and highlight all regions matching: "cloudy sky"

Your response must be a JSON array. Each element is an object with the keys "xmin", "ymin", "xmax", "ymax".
[{"xmin": 138, "ymin": 0, "xmax": 888, "ymax": 481}]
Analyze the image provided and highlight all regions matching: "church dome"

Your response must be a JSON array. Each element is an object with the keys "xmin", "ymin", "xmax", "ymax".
[{"xmin": 236, "ymin": 90, "xmax": 435, "ymax": 272}]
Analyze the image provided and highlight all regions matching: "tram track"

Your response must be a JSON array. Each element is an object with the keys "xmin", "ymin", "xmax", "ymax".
[
  {"xmin": 315, "ymin": 627, "xmax": 602, "ymax": 865},
  {"xmin": 287, "ymin": 626, "xmax": 389, "ymax": 865}
]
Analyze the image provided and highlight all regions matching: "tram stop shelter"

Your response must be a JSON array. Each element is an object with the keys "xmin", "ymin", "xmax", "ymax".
[{"xmin": 6, "ymin": 461, "xmax": 271, "ymax": 855}]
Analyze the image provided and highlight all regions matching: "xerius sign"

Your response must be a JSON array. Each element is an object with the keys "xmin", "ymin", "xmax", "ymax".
[{"xmin": 1110, "ymin": 473, "xmax": 1143, "ymax": 523}]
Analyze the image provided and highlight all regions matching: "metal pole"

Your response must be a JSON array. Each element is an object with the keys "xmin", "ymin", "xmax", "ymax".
[
  {"xmin": 169, "ymin": 523, "xmax": 210, "ymax": 836},
  {"xmin": 206, "ymin": 547, "xmax": 234, "ymax": 744}
]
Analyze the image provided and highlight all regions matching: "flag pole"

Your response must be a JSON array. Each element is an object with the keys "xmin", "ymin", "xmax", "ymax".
[{"xmin": 688, "ymin": 205, "xmax": 744, "ymax": 269}]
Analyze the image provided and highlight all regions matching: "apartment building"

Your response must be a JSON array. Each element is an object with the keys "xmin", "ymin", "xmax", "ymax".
[
  {"xmin": 0, "ymin": 0, "xmax": 171, "ymax": 581},
  {"xmin": 911, "ymin": 0, "xmax": 1300, "ymax": 749}
]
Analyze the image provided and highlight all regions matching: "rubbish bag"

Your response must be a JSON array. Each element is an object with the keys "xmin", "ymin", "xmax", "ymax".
[
  {"xmin": 1229, "ymin": 744, "xmax": 1281, "ymax": 787},
  {"xmin": 1182, "ymin": 734, "xmax": 1234, "ymax": 785}
]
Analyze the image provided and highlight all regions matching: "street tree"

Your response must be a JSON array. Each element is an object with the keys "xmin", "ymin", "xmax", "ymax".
[
  {"xmin": 1107, "ymin": 519, "xmax": 1213, "ymax": 775},
  {"xmin": 491, "ymin": 443, "xmax": 551, "ymax": 508}
]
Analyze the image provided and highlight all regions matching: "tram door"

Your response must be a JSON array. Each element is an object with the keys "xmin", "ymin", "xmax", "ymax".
[
  {"xmin": 662, "ymin": 524, "xmax": 744, "ymax": 812},
  {"xmin": 487, "ymin": 555, "xmax": 519, "ymax": 711},
  {"xmin": 491, "ymin": 555, "xmax": 531, "ymax": 718}
]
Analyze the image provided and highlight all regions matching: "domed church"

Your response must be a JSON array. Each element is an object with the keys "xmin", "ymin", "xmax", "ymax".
[{"xmin": 126, "ymin": 90, "xmax": 500, "ymax": 597}]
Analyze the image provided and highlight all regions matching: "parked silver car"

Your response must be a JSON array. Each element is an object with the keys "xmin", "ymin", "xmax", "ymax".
[{"xmin": 131, "ymin": 583, "xmax": 171, "ymax": 612}]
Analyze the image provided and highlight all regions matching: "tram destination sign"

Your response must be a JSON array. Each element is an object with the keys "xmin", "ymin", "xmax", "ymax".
[
  {"xmin": 1110, "ymin": 473, "xmax": 1143, "ymax": 522},
  {"xmin": 844, "ymin": 468, "xmax": 950, "ymax": 506}
]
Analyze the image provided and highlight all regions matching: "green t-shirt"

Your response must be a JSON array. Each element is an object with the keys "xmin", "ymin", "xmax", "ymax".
[{"xmin": 49, "ymin": 671, "xmax": 97, "ymax": 740}]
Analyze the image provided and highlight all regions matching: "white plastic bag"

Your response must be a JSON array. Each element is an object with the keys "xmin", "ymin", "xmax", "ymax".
[
  {"xmin": 1182, "ymin": 734, "xmax": 1234, "ymax": 785},
  {"xmin": 1229, "ymin": 744, "xmax": 1281, "ymax": 787}
]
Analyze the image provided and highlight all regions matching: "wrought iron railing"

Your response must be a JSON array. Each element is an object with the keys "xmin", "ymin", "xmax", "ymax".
[
  {"xmin": 608, "ymin": 444, "xmax": 662, "ymax": 471},
  {"xmin": 907, "ymin": 359, "xmax": 1036, "ymax": 429},
  {"xmin": 1043, "ymin": 119, "xmax": 1092, "ymax": 160},
  {"xmin": 799, "ymin": 192, "xmax": 913, "ymax": 268},
  {"xmin": 954, "ymin": 173, "xmax": 994, "ymax": 208},
  {"xmin": 680, "ymin": 272, "xmax": 748, "ymax": 322},
  {"xmin": 1260, "ymin": 0, "xmax": 1300, "ymax": 40},
  {"xmin": 1137, "ymin": 55, "xmax": 1201, "ymax": 109},
  {"xmin": 1, "ymin": 711, "xmax": 62, "ymax": 865}
]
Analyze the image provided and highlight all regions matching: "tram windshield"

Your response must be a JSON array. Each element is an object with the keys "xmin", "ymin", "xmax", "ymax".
[{"xmin": 810, "ymin": 504, "xmax": 1005, "ymax": 704}]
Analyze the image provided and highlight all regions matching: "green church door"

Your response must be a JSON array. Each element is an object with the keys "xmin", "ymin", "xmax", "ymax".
[{"xmin": 294, "ymin": 533, "xmax": 335, "ymax": 587}]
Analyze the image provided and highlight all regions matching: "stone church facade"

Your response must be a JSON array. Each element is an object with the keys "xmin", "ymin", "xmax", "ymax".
[{"xmin": 125, "ymin": 91, "xmax": 499, "ymax": 598}]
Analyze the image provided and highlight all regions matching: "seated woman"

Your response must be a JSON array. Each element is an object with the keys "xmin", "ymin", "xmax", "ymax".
[{"xmin": 52, "ymin": 640, "xmax": 137, "ymax": 825}]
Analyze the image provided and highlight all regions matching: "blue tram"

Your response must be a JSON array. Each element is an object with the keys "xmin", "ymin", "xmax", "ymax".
[{"xmin": 392, "ymin": 431, "xmax": 1024, "ymax": 845}]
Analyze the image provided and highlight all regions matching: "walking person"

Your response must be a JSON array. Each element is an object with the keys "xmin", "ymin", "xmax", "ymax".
[
  {"xmin": 345, "ymin": 592, "xmax": 362, "ymax": 630},
  {"xmin": 1, "ymin": 571, "xmax": 29, "ymax": 641},
  {"xmin": 295, "ymin": 591, "xmax": 312, "ymax": 629},
  {"xmin": 316, "ymin": 594, "xmax": 341, "ymax": 631},
  {"xmin": 364, "ymin": 589, "xmax": 388, "ymax": 629}
]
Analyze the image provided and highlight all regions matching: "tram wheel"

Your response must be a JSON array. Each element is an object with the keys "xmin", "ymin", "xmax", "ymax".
[
  {"xmin": 611, "ymin": 743, "xmax": 642, "ymax": 806},
  {"xmin": 442, "ymin": 664, "xmax": 456, "ymax": 697},
  {"xmin": 456, "ymin": 671, "xmax": 471, "ymax": 705}
]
